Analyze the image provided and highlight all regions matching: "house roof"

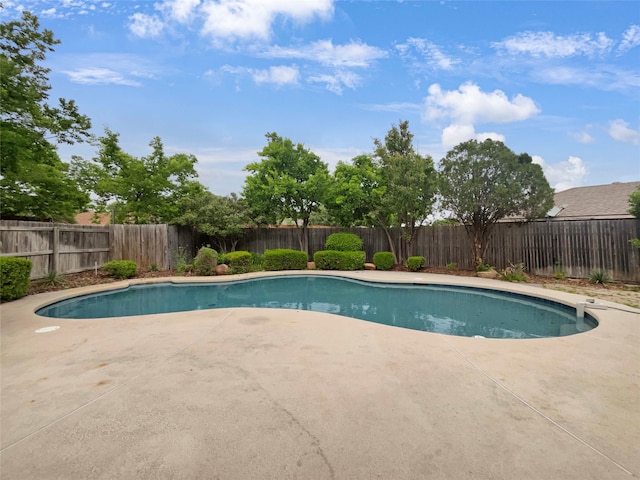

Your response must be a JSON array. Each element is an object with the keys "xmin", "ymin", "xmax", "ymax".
[
  {"xmin": 75, "ymin": 211, "xmax": 111, "ymax": 226},
  {"xmin": 549, "ymin": 181, "xmax": 640, "ymax": 220}
]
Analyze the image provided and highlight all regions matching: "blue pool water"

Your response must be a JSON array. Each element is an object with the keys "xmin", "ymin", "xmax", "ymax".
[{"xmin": 36, "ymin": 275, "xmax": 597, "ymax": 339}]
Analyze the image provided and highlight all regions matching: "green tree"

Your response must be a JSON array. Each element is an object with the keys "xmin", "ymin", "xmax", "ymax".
[
  {"xmin": 1, "ymin": 11, "xmax": 92, "ymax": 221},
  {"xmin": 439, "ymin": 139, "xmax": 554, "ymax": 267},
  {"xmin": 243, "ymin": 132, "xmax": 330, "ymax": 254},
  {"xmin": 71, "ymin": 129, "xmax": 201, "ymax": 223},
  {"xmin": 173, "ymin": 191, "xmax": 252, "ymax": 252},
  {"xmin": 326, "ymin": 154, "xmax": 384, "ymax": 227},
  {"xmin": 373, "ymin": 120, "xmax": 437, "ymax": 262}
]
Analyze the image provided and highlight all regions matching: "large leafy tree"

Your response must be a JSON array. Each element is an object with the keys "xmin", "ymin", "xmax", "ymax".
[
  {"xmin": 1, "ymin": 11, "xmax": 92, "ymax": 221},
  {"xmin": 373, "ymin": 120, "xmax": 437, "ymax": 262},
  {"xmin": 173, "ymin": 190, "xmax": 252, "ymax": 252},
  {"xmin": 439, "ymin": 139, "xmax": 554, "ymax": 267},
  {"xmin": 326, "ymin": 154, "xmax": 384, "ymax": 227},
  {"xmin": 243, "ymin": 132, "xmax": 330, "ymax": 254},
  {"xmin": 71, "ymin": 129, "xmax": 201, "ymax": 224}
]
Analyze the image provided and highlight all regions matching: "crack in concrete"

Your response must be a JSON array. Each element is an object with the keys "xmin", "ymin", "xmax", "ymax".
[
  {"xmin": 224, "ymin": 362, "xmax": 336, "ymax": 480},
  {"xmin": 440, "ymin": 335, "xmax": 635, "ymax": 477}
]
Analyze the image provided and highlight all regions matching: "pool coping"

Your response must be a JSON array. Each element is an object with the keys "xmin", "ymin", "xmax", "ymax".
[{"xmin": 2, "ymin": 271, "xmax": 639, "ymax": 479}]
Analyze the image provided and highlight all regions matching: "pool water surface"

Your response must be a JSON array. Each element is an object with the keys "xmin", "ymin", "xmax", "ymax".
[{"xmin": 36, "ymin": 275, "xmax": 597, "ymax": 339}]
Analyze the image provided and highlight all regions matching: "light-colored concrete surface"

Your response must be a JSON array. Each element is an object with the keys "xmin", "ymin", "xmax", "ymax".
[{"xmin": 1, "ymin": 271, "xmax": 639, "ymax": 479}]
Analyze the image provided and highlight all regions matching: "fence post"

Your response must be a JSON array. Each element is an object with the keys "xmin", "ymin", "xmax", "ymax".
[{"xmin": 52, "ymin": 226, "xmax": 59, "ymax": 274}]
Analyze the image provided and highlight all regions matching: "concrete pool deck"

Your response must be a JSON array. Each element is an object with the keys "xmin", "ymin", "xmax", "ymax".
[{"xmin": 1, "ymin": 271, "xmax": 638, "ymax": 479}]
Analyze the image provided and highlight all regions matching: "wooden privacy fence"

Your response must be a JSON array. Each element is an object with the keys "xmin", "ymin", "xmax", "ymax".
[
  {"xmin": 0, "ymin": 220, "xmax": 110, "ymax": 279},
  {"xmin": 236, "ymin": 219, "xmax": 640, "ymax": 283},
  {"xmin": 2, "ymin": 219, "xmax": 639, "ymax": 282}
]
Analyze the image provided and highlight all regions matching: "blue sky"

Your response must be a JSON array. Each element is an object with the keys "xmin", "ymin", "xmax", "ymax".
[{"xmin": 4, "ymin": 0, "xmax": 639, "ymax": 195}]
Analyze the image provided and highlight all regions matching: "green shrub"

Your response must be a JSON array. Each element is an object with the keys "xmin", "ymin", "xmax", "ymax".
[
  {"xmin": 324, "ymin": 232, "xmax": 363, "ymax": 252},
  {"xmin": 192, "ymin": 246, "xmax": 218, "ymax": 276},
  {"xmin": 0, "ymin": 257, "xmax": 33, "ymax": 301},
  {"xmin": 225, "ymin": 251, "xmax": 252, "ymax": 274},
  {"xmin": 406, "ymin": 256, "xmax": 426, "ymax": 272},
  {"xmin": 552, "ymin": 270, "xmax": 566, "ymax": 280},
  {"xmin": 250, "ymin": 253, "xmax": 265, "ymax": 272},
  {"xmin": 445, "ymin": 262, "xmax": 457, "ymax": 271},
  {"xmin": 589, "ymin": 269, "xmax": 611, "ymax": 285},
  {"xmin": 314, "ymin": 250, "xmax": 365, "ymax": 270},
  {"xmin": 263, "ymin": 249, "xmax": 308, "ymax": 271},
  {"xmin": 373, "ymin": 252, "xmax": 394, "ymax": 271},
  {"xmin": 102, "ymin": 260, "xmax": 137, "ymax": 280}
]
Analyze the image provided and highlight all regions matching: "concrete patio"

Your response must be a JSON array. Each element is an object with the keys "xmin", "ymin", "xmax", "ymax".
[{"xmin": 1, "ymin": 271, "xmax": 638, "ymax": 479}]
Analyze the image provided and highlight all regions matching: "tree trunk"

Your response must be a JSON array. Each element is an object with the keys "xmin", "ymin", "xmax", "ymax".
[
  {"xmin": 382, "ymin": 226, "xmax": 398, "ymax": 264},
  {"xmin": 297, "ymin": 222, "xmax": 310, "ymax": 257}
]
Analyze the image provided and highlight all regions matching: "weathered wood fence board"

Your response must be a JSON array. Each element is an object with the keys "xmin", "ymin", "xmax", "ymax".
[
  {"xmin": 109, "ymin": 224, "xmax": 169, "ymax": 270},
  {"xmin": 2, "ymin": 219, "xmax": 639, "ymax": 282}
]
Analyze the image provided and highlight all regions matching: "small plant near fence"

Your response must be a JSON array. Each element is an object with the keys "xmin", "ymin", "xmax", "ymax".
[
  {"xmin": 406, "ymin": 256, "xmax": 425, "ymax": 272},
  {"xmin": 193, "ymin": 246, "xmax": 218, "ymax": 276},
  {"xmin": 500, "ymin": 262, "xmax": 527, "ymax": 282},
  {"xmin": 445, "ymin": 262, "xmax": 457, "ymax": 271},
  {"xmin": 102, "ymin": 260, "xmax": 137, "ymax": 280},
  {"xmin": 589, "ymin": 269, "xmax": 612, "ymax": 285},
  {"xmin": 475, "ymin": 262, "xmax": 493, "ymax": 272},
  {"xmin": 176, "ymin": 246, "xmax": 190, "ymax": 275},
  {"xmin": 0, "ymin": 257, "xmax": 33, "ymax": 302},
  {"xmin": 43, "ymin": 270, "xmax": 65, "ymax": 287},
  {"xmin": 373, "ymin": 252, "xmax": 394, "ymax": 271},
  {"xmin": 264, "ymin": 249, "xmax": 308, "ymax": 271}
]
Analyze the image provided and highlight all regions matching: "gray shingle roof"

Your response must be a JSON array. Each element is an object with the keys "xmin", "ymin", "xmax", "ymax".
[{"xmin": 550, "ymin": 181, "xmax": 640, "ymax": 220}]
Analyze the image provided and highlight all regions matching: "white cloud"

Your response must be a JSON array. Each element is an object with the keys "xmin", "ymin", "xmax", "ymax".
[
  {"xmin": 308, "ymin": 70, "xmax": 360, "ymax": 95},
  {"xmin": 63, "ymin": 67, "xmax": 142, "ymax": 86},
  {"xmin": 609, "ymin": 119, "xmax": 640, "ymax": 145},
  {"xmin": 128, "ymin": 13, "xmax": 164, "ymax": 38},
  {"xmin": 220, "ymin": 64, "xmax": 299, "ymax": 86},
  {"xmin": 159, "ymin": 0, "xmax": 201, "ymax": 23},
  {"xmin": 252, "ymin": 65, "xmax": 299, "ymax": 85},
  {"xmin": 532, "ymin": 155, "xmax": 588, "ymax": 192},
  {"xmin": 359, "ymin": 102, "xmax": 422, "ymax": 113},
  {"xmin": 396, "ymin": 38, "xmax": 459, "ymax": 71},
  {"xmin": 425, "ymin": 83, "xmax": 537, "ymax": 149},
  {"xmin": 200, "ymin": 0, "xmax": 333, "ymax": 42},
  {"xmin": 425, "ymin": 82, "xmax": 540, "ymax": 124},
  {"xmin": 262, "ymin": 39, "xmax": 387, "ymax": 67},
  {"xmin": 440, "ymin": 124, "xmax": 505, "ymax": 148},
  {"xmin": 618, "ymin": 25, "xmax": 640, "ymax": 54},
  {"xmin": 571, "ymin": 130, "xmax": 595, "ymax": 144},
  {"xmin": 533, "ymin": 65, "xmax": 640, "ymax": 92},
  {"xmin": 493, "ymin": 31, "xmax": 614, "ymax": 57}
]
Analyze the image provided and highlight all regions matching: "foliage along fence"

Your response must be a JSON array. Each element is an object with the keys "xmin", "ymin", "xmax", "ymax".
[
  {"xmin": 235, "ymin": 219, "xmax": 640, "ymax": 283},
  {"xmin": 2, "ymin": 219, "xmax": 639, "ymax": 282}
]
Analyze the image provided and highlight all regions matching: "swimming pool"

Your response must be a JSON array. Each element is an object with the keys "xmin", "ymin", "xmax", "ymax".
[{"xmin": 36, "ymin": 275, "xmax": 597, "ymax": 339}]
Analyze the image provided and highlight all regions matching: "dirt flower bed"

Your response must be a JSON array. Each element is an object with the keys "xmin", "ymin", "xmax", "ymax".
[{"xmin": 27, "ymin": 266, "xmax": 640, "ymax": 309}]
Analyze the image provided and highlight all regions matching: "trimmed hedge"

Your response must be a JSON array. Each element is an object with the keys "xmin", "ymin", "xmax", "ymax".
[
  {"xmin": 314, "ymin": 250, "xmax": 365, "ymax": 271},
  {"xmin": 102, "ymin": 260, "xmax": 137, "ymax": 279},
  {"xmin": 264, "ymin": 249, "xmax": 308, "ymax": 271},
  {"xmin": 373, "ymin": 251, "xmax": 394, "ymax": 271},
  {"xmin": 225, "ymin": 250, "xmax": 252, "ymax": 274},
  {"xmin": 0, "ymin": 257, "xmax": 33, "ymax": 302},
  {"xmin": 324, "ymin": 232, "xmax": 363, "ymax": 252},
  {"xmin": 407, "ymin": 256, "xmax": 426, "ymax": 272},
  {"xmin": 193, "ymin": 246, "xmax": 218, "ymax": 275}
]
